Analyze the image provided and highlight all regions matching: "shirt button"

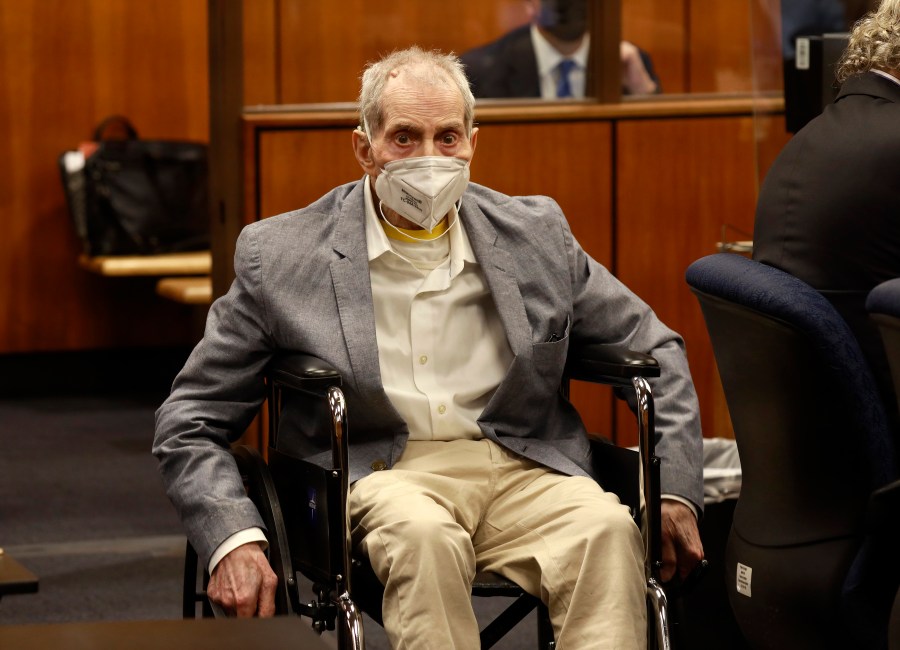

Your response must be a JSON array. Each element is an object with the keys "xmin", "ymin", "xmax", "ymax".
[
  {"xmin": 371, "ymin": 460, "xmax": 387, "ymax": 471},
  {"xmin": 437, "ymin": 404, "xmax": 447, "ymax": 415},
  {"xmin": 419, "ymin": 355, "xmax": 428, "ymax": 365}
]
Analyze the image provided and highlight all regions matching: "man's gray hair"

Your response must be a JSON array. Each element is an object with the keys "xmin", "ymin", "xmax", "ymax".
[
  {"xmin": 837, "ymin": 0, "xmax": 900, "ymax": 82},
  {"xmin": 358, "ymin": 46, "xmax": 476, "ymax": 137}
]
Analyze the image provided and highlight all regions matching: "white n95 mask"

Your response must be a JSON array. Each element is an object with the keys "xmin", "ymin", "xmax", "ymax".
[{"xmin": 374, "ymin": 156, "xmax": 470, "ymax": 232}]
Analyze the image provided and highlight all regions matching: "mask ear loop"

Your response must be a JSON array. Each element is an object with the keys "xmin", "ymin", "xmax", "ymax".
[{"xmin": 377, "ymin": 200, "xmax": 460, "ymax": 243}]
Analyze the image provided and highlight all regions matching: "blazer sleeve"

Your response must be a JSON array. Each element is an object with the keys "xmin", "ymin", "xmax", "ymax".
[
  {"xmin": 152, "ymin": 225, "xmax": 275, "ymax": 566},
  {"xmin": 559, "ymin": 207, "xmax": 704, "ymax": 510}
]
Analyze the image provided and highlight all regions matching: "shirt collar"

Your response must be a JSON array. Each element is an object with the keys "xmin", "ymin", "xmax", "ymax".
[
  {"xmin": 363, "ymin": 175, "xmax": 392, "ymax": 262},
  {"xmin": 362, "ymin": 175, "xmax": 477, "ymax": 271},
  {"xmin": 529, "ymin": 23, "xmax": 590, "ymax": 78},
  {"xmin": 872, "ymin": 69, "xmax": 900, "ymax": 87}
]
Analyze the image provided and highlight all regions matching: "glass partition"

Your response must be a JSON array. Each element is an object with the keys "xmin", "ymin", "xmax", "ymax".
[
  {"xmin": 275, "ymin": 0, "xmax": 512, "ymax": 104},
  {"xmin": 750, "ymin": 0, "xmax": 879, "ymax": 194},
  {"xmin": 241, "ymin": 0, "xmax": 812, "ymax": 107}
]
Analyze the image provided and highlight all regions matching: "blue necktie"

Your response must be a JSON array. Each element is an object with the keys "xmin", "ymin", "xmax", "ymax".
[{"xmin": 556, "ymin": 59, "xmax": 577, "ymax": 98}]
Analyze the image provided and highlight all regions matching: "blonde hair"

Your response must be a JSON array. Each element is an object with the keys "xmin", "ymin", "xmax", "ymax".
[
  {"xmin": 358, "ymin": 46, "xmax": 475, "ymax": 137},
  {"xmin": 837, "ymin": 0, "xmax": 900, "ymax": 82}
]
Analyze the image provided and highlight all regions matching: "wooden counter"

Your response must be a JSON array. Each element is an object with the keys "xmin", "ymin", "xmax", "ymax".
[
  {"xmin": 0, "ymin": 551, "xmax": 38, "ymax": 599},
  {"xmin": 0, "ymin": 616, "xmax": 330, "ymax": 649},
  {"xmin": 78, "ymin": 251, "xmax": 212, "ymax": 277}
]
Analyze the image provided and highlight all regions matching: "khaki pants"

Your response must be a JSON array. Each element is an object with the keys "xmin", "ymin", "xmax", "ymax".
[{"xmin": 349, "ymin": 439, "xmax": 646, "ymax": 649}]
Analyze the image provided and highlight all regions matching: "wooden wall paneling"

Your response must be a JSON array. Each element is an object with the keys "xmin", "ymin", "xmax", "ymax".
[
  {"xmin": 257, "ymin": 128, "xmax": 363, "ymax": 220},
  {"xmin": 688, "ymin": 0, "xmax": 755, "ymax": 93},
  {"xmin": 0, "ymin": 0, "xmax": 208, "ymax": 354},
  {"xmin": 276, "ymin": 0, "xmax": 531, "ymax": 104},
  {"xmin": 615, "ymin": 115, "xmax": 762, "ymax": 446},
  {"xmin": 468, "ymin": 120, "xmax": 615, "ymax": 437},
  {"xmin": 85, "ymin": 1, "xmax": 209, "ymax": 139},
  {"xmin": 468, "ymin": 121, "xmax": 613, "ymax": 268},
  {"xmin": 752, "ymin": 111, "xmax": 792, "ymax": 192},
  {"xmin": 621, "ymin": 0, "xmax": 689, "ymax": 94},
  {"xmin": 210, "ymin": 0, "xmax": 245, "ymax": 299},
  {"xmin": 242, "ymin": 0, "xmax": 279, "ymax": 105}
]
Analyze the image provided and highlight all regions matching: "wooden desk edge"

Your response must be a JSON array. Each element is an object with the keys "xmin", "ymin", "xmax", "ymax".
[
  {"xmin": 242, "ymin": 93, "xmax": 785, "ymax": 128},
  {"xmin": 156, "ymin": 276, "xmax": 213, "ymax": 305},
  {"xmin": 0, "ymin": 553, "xmax": 39, "ymax": 596},
  {"xmin": 0, "ymin": 616, "xmax": 330, "ymax": 649},
  {"xmin": 716, "ymin": 240, "xmax": 754, "ymax": 253},
  {"xmin": 78, "ymin": 251, "xmax": 212, "ymax": 277}
]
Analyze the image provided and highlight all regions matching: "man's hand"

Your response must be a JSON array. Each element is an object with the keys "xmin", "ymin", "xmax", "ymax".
[
  {"xmin": 620, "ymin": 41, "xmax": 658, "ymax": 95},
  {"xmin": 659, "ymin": 500, "xmax": 704, "ymax": 583},
  {"xmin": 207, "ymin": 542, "xmax": 278, "ymax": 617}
]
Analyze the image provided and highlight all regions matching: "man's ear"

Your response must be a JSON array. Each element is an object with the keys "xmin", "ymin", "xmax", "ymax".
[
  {"xmin": 352, "ymin": 128, "xmax": 377, "ymax": 175},
  {"xmin": 469, "ymin": 127, "xmax": 479, "ymax": 157}
]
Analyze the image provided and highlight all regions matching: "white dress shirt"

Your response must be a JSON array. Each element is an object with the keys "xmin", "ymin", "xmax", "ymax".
[
  {"xmin": 872, "ymin": 69, "xmax": 900, "ymax": 87},
  {"xmin": 530, "ymin": 24, "xmax": 591, "ymax": 99},
  {"xmin": 364, "ymin": 178, "xmax": 513, "ymax": 441}
]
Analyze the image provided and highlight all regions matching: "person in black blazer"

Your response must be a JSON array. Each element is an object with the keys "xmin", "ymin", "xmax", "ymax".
[
  {"xmin": 753, "ymin": 0, "xmax": 900, "ymax": 430},
  {"xmin": 461, "ymin": 0, "xmax": 659, "ymax": 98}
]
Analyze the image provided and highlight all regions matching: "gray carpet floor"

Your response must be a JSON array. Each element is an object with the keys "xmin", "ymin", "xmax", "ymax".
[{"xmin": 0, "ymin": 392, "xmax": 534, "ymax": 648}]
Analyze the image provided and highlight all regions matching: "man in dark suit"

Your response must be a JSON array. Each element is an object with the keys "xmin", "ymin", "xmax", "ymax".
[
  {"xmin": 461, "ymin": 0, "xmax": 659, "ymax": 99},
  {"xmin": 753, "ymin": 0, "xmax": 900, "ymax": 429}
]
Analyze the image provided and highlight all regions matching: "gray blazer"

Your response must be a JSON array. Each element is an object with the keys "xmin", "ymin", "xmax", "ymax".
[{"xmin": 154, "ymin": 180, "xmax": 704, "ymax": 566}]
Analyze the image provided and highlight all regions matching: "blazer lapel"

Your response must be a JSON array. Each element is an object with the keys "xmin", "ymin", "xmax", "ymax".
[
  {"xmin": 329, "ymin": 184, "xmax": 393, "ymax": 406},
  {"xmin": 460, "ymin": 198, "xmax": 532, "ymax": 359}
]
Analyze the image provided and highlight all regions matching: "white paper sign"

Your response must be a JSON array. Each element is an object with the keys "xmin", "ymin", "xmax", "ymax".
[
  {"xmin": 796, "ymin": 38, "xmax": 811, "ymax": 70},
  {"xmin": 737, "ymin": 562, "xmax": 752, "ymax": 597}
]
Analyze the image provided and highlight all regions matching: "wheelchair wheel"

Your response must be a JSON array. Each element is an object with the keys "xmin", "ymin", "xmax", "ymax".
[
  {"xmin": 182, "ymin": 539, "xmax": 215, "ymax": 618},
  {"xmin": 232, "ymin": 444, "xmax": 297, "ymax": 616},
  {"xmin": 181, "ymin": 446, "xmax": 297, "ymax": 618}
]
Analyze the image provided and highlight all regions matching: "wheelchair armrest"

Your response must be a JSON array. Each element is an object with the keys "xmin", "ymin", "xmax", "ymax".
[
  {"xmin": 267, "ymin": 353, "xmax": 342, "ymax": 396},
  {"xmin": 564, "ymin": 344, "xmax": 660, "ymax": 386}
]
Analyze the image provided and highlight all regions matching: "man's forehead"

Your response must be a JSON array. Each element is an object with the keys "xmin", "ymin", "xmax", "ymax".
[
  {"xmin": 382, "ymin": 63, "xmax": 455, "ymax": 93},
  {"xmin": 378, "ymin": 68, "xmax": 466, "ymax": 126}
]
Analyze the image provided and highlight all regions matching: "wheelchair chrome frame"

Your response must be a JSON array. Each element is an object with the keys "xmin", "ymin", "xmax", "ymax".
[
  {"xmin": 633, "ymin": 375, "xmax": 671, "ymax": 650},
  {"xmin": 268, "ymin": 362, "xmax": 671, "ymax": 650},
  {"xmin": 326, "ymin": 385, "xmax": 366, "ymax": 650}
]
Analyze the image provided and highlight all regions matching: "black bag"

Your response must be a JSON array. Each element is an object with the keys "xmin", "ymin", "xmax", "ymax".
[{"xmin": 59, "ymin": 116, "xmax": 210, "ymax": 256}]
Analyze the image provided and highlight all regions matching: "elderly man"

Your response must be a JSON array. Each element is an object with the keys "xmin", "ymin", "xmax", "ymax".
[{"xmin": 154, "ymin": 46, "xmax": 703, "ymax": 648}]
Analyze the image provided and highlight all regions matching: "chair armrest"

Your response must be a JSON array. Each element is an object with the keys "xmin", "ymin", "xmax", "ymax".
[
  {"xmin": 564, "ymin": 344, "xmax": 660, "ymax": 386},
  {"xmin": 867, "ymin": 477, "xmax": 900, "ymax": 537},
  {"xmin": 267, "ymin": 353, "xmax": 342, "ymax": 396}
]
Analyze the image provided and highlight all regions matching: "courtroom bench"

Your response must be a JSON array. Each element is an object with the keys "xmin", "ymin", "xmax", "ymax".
[{"xmin": 77, "ymin": 250, "xmax": 213, "ymax": 306}]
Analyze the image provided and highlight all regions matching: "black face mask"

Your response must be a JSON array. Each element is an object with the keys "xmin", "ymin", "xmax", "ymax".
[{"xmin": 537, "ymin": 0, "xmax": 588, "ymax": 42}]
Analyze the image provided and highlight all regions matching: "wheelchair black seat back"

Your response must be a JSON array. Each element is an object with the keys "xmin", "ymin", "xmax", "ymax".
[{"xmin": 184, "ymin": 347, "xmax": 678, "ymax": 650}]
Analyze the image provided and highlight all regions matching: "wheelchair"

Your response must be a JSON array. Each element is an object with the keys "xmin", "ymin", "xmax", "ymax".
[{"xmin": 184, "ymin": 345, "xmax": 681, "ymax": 649}]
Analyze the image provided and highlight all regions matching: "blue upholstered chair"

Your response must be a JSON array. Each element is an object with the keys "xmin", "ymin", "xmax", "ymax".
[
  {"xmin": 686, "ymin": 253, "xmax": 899, "ymax": 649},
  {"xmin": 868, "ymin": 278, "xmax": 900, "ymax": 410},
  {"xmin": 867, "ymin": 278, "xmax": 900, "ymax": 650}
]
